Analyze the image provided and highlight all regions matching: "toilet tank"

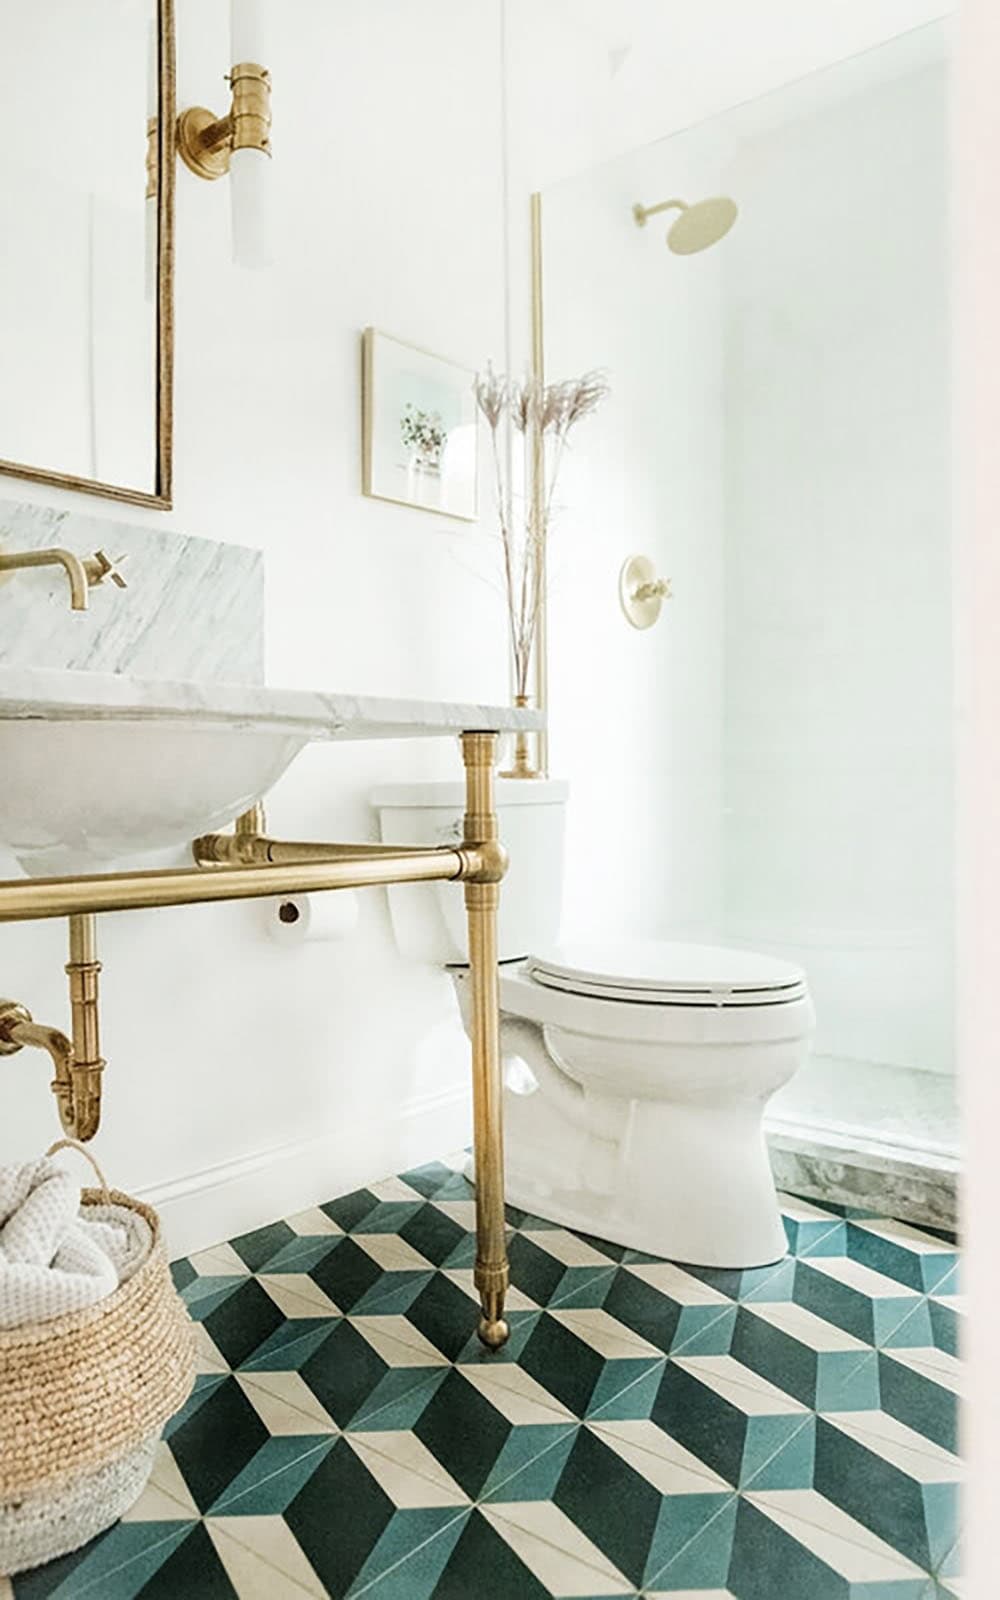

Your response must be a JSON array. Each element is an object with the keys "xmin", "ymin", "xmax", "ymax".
[{"xmin": 372, "ymin": 778, "xmax": 568, "ymax": 964}]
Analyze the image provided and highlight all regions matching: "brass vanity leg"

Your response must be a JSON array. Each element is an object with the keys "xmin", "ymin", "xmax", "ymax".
[{"xmin": 461, "ymin": 731, "xmax": 510, "ymax": 1351}]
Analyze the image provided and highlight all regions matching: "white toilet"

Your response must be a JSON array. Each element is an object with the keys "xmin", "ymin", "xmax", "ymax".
[{"xmin": 373, "ymin": 780, "xmax": 814, "ymax": 1269}]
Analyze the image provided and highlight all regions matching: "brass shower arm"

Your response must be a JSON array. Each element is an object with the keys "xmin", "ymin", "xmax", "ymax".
[{"xmin": 633, "ymin": 198, "xmax": 686, "ymax": 227}]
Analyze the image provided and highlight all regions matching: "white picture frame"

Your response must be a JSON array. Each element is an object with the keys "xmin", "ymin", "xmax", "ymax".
[{"xmin": 362, "ymin": 327, "xmax": 478, "ymax": 523}]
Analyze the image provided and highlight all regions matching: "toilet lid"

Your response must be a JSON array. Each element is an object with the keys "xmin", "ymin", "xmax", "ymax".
[{"xmin": 527, "ymin": 940, "xmax": 807, "ymax": 1007}]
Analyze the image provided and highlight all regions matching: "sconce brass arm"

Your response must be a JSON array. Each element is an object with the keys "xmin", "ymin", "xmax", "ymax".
[{"xmin": 178, "ymin": 62, "xmax": 271, "ymax": 181}]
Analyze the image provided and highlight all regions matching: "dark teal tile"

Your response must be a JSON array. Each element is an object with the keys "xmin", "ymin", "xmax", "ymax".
[
  {"xmin": 585, "ymin": 1357, "xmax": 665, "ymax": 1420},
  {"xmin": 507, "ymin": 1232, "xmax": 566, "ymax": 1305},
  {"xmin": 846, "ymin": 1223, "xmax": 958, "ymax": 1295},
  {"xmin": 179, "ymin": 1275, "xmax": 246, "ymax": 1322},
  {"xmin": 398, "ymin": 1202, "xmax": 467, "ymax": 1265},
  {"xmin": 169, "ymin": 1257, "xmax": 196, "ymax": 1292},
  {"xmin": 209, "ymin": 1436, "xmax": 335, "ymax": 1516},
  {"xmin": 321, "ymin": 1186, "xmax": 381, "ymax": 1230},
  {"xmin": 256, "ymin": 1235, "xmax": 342, "ymax": 1275},
  {"xmin": 793, "ymin": 1260, "xmax": 930, "ymax": 1347},
  {"xmin": 399, "ymin": 1160, "xmax": 457, "ymax": 1199},
  {"xmin": 347, "ymin": 1367, "xmax": 448, "ymax": 1432},
  {"xmin": 202, "ymin": 1278, "xmax": 285, "ymax": 1367},
  {"xmin": 878, "ymin": 1353, "xmax": 959, "ymax": 1454},
  {"xmin": 168, "ymin": 1376, "xmax": 270, "ymax": 1513},
  {"xmin": 742, "ymin": 1417, "xmax": 816, "ymax": 1490},
  {"xmin": 14, "ymin": 1522, "xmax": 194, "ymax": 1600},
  {"xmin": 929, "ymin": 1297, "xmax": 961, "ymax": 1358},
  {"xmin": 309, "ymin": 1236, "xmax": 386, "ymax": 1311},
  {"xmin": 299, "ymin": 1319, "xmax": 388, "ymax": 1428},
  {"xmin": 732, "ymin": 1306, "xmax": 880, "ymax": 1412},
  {"xmin": 405, "ymin": 1272, "xmax": 486, "ymax": 1361},
  {"xmin": 350, "ymin": 1269, "xmax": 434, "ymax": 1317},
  {"xmin": 135, "ymin": 1524, "xmax": 236, "ymax": 1599},
  {"xmin": 815, "ymin": 1416, "xmax": 958, "ymax": 1572},
  {"xmin": 644, "ymin": 1491, "xmax": 737, "ymax": 1591},
  {"xmin": 237, "ymin": 1317, "xmax": 334, "ymax": 1372},
  {"xmin": 553, "ymin": 1425, "xmax": 661, "ymax": 1587},
  {"xmin": 728, "ymin": 1495, "xmax": 847, "ymax": 1599},
  {"xmin": 518, "ymin": 1312, "xmax": 605, "ymax": 1417},
  {"xmin": 546, "ymin": 1265, "xmax": 618, "ymax": 1310},
  {"xmin": 782, "ymin": 1211, "xmax": 847, "ymax": 1258},
  {"xmin": 349, "ymin": 1200, "xmax": 425, "ymax": 1235},
  {"xmin": 480, "ymin": 1422, "xmax": 578, "ymax": 1501},
  {"xmin": 162, "ymin": 1373, "xmax": 227, "ymax": 1439},
  {"xmin": 671, "ymin": 1304, "xmax": 738, "ymax": 1356},
  {"xmin": 345, "ymin": 1508, "xmax": 468, "ymax": 1598},
  {"xmin": 413, "ymin": 1368, "xmax": 513, "ymax": 1498},
  {"xmin": 229, "ymin": 1218, "xmax": 295, "ymax": 1272},
  {"xmin": 601, "ymin": 1269, "xmax": 684, "ymax": 1354},
  {"xmin": 285, "ymin": 1437, "xmax": 395, "ymax": 1596},
  {"xmin": 429, "ymin": 1507, "xmax": 552, "ymax": 1598}
]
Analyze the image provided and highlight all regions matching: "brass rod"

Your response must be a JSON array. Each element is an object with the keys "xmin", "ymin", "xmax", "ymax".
[
  {"xmin": 64, "ymin": 912, "xmax": 104, "ymax": 1141},
  {"xmin": 193, "ymin": 834, "xmax": 441, "ymax": 868},
  {"xmin": 530, "ymin": 191, "xmax": 549, "ymax": 778},
  {"xmin": 461, "ymin": 732, "xmax": 510, "ymax": 1350},
  {"xmin": 0, "ymin": 850, "xmax": 468, "ymax": 924}
]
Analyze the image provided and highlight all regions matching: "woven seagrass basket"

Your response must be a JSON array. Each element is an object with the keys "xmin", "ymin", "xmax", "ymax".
[{"xmin": 0, "ymin": 1141, "xmax": 196, "ymax": 1576}]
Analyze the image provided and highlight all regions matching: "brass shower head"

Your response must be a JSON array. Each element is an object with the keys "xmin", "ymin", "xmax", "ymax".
[{"xmin": 633, "ymin": 195, "xmax": 739, "ymax": 254}]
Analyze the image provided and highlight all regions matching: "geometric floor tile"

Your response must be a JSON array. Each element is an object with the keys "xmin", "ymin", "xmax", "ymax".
[{"xmin": 9, "ymin": 1168, "xmax": 962, "ymax": 1599}]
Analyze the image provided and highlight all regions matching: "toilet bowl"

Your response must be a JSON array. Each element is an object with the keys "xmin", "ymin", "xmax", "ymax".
[{"xmin": 374, "ymin": 781, "xmax": 814, "ymax": 1269}]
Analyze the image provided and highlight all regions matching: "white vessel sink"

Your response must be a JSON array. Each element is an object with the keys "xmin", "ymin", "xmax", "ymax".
[{"xmin": 0, "ymin": 666, "xmax": 541, "ymax": 876}]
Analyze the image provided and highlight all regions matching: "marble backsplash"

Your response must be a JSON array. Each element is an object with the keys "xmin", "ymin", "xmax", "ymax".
[{"xmin": 0, "ymin": 497, "xmax": 264, "ymax": 682}]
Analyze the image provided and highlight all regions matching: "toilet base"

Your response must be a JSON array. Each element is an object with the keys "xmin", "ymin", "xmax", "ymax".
[{"xmin": 489, "ymin": 1086, "xmax": 791, "ymax": 1271}]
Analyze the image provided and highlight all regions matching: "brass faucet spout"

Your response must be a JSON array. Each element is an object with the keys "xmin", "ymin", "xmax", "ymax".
[{"xmin": 0, "ymin": 546, "xmax": 127, "ymax": 612}]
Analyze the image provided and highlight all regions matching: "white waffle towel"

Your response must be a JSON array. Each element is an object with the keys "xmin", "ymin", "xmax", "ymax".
[{"xmin": 0, "ymin": 1156, "xmax": 152, "ymax": 1329}]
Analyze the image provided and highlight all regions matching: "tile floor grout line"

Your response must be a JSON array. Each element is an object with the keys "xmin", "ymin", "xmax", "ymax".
[
  {"xmin": 206, "ymin": 1517, "xmax": 323, "ymax": 1600},
  {"xmin": 346, "ymin": 1507, "xmax": 471, "ymax": 1599},
  {"xmin": 643, "ymin": 1489, "xmax": 740, "ymax": 1591},
  {"xmin": 46, "ymin": 1523, "xmax": 193, "ymax": 1600},
  {"xmin": 210, "ymin": 1436, "xmax": 334, "ymax": 1516}
]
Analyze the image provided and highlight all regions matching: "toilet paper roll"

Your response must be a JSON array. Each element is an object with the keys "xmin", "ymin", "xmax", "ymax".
[{"xmin": 263, "ymin": 891, "xmax": 359, "ymax": 944}]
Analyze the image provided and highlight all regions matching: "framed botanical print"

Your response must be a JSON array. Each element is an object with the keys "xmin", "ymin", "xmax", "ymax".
[{"xmin": 362, "ymin": 328, "xmax": 478, "ymax": 522}]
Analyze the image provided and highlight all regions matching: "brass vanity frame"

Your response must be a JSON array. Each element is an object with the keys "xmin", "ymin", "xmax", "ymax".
[{"xmin": 0, "ymin": 731, "xmax": 511, "ymax": 1349}]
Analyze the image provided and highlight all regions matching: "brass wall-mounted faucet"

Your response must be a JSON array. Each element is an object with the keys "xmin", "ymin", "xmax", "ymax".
[{"xmin": 0, "ymin": 547, "xmax": 127, "ymax": 611}]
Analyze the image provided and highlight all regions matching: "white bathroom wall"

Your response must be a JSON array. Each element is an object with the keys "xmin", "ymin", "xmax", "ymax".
[
  {"xmin": 720, "ymin": 51, "xmax": 953, "ymax": 1074},
  {"xmin": 0, "ymin": 0, "xmax": 513, "ymax": 1253}
]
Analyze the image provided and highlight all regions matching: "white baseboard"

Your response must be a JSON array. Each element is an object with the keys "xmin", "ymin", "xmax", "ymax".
[{"xmin": 137, "ymin": 1082, "xmax": 472, "ymax": 1261}]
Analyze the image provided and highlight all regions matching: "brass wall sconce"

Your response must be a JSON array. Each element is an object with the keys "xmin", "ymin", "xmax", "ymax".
[
  {"xmin": 176, "ymin": 1, "xmax": 272, "ymax": 267},
  {"xmin": 620, "ymin": 554, "xmax": 672, "ymax": 629}
]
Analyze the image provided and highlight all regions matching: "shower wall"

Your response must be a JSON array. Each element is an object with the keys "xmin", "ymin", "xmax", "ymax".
[
  {"xmin": 720, "ymin": 60, "xmax": 953, "ymax": 1075},
  {"xmin": 543, "ymin": 25, "xmax": 954, "ymax": 1089}
]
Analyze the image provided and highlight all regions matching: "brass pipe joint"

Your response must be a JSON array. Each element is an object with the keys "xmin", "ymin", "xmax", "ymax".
[
  {"xmin": 458, "ymin": 840, "xmax": 509, "ymax": 886},
  {"xmin": 178, "ymin": 62, "xmax": 272, "ymax": 182},
  {"xmin": 0, "ymin": 914, "xmax": 106, "ymax": 1141}
]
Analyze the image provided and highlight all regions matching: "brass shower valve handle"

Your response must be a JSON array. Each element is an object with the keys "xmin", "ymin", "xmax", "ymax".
[{"xmin": 619, "ymin": 555, "xmax": 673, "ymax": 630}]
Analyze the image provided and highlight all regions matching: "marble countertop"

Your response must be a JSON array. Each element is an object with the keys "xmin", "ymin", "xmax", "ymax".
[{"xmin": 0, "ymin": 664, "xmax": 544, "ymax": 742}]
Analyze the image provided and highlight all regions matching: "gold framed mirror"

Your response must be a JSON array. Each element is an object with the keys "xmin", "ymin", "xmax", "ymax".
[{"xmin": 0, "ymin": 0, "xmax": 175, "ymax": 509}]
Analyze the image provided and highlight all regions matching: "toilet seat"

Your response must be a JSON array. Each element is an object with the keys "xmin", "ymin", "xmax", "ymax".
[{"xmin": 527, "ymin": 940, "xmax": 807, "ymax": 1008}]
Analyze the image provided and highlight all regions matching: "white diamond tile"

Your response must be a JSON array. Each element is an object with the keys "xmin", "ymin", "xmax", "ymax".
[
  {"xmin": 746, "ymin": 1490, "xmax": 925, "ymax": 1582},
  {"xmin": 237, "ymin": 1372, "xmax": 337, "ymax": 1436},
  {"xmin": 551, "ymin": 1307, "xmax": 662, "ymax": 1360},
  {"xmin": 353, "ymin": 1233, "xmax": 434, "ymax": 1273},
  {"xmin": 625, "ymin": 1261, "xmax": 731, "ymax": 1305},
  {"xmin": 823, "ymin": 1410, "xmax": 961, "ymax": 1482},
  {"xmin": 745, "ymin": 1301, "xmax": 869, "ymax": 1352},
  {"xmin": 881, "ymin": 1346, "xmax": 965, "ymax": 1395},
  {"xmin": 122, "ymin": 1441, "xmax": 199, "ymax": 1522},
  {"xmin": 349, "ymin": 1314, "xmax": 450, "ymax": 1367},
  {"xmin": 189, "ymin": 1241, "xmax": 249, "ymax": 1277},
  {"xmin": 258, "ymin": 1274, "xmax": 339, "ymax": 1320},
  {"xmin": 804, "ymin": 1256, "xmax": 924, "ymax": 1299},
  {"xmin": 347, "ymin": 1431, "xmax": 469, "ymax": 1508},
  {"xmin": 674, "ymin": 1356, "xmax": 810, "ymax": 1416},
  {"xmin": 482, "ymin": 1502, "xmax": 633, "ymax": 1596},
  {"xmin": 207, "ymin": 1515, "xmax": 326, "ymax": 1599},
  {"xmin": 285, "ymin": 1206, "xmax": 342, "ymax": 1238},
  {"xmin": 368, "ymin": 1176, "xmax": 427, "ymax": 1203},
  {"xmin": 518, "ymin": 1228, "xmax": 614, "ymax": 1267},
  {"xmin": 590, "ymin": 1420, "xmax": 732, "ymax": 1494},
  {"xmin": 459, "ymin": 1362, "xmax": 576, "ymax": 1425}
]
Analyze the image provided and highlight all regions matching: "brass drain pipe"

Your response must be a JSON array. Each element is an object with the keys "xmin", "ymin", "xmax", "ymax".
[{"xmin": 0, "ymin": 913, "xmax": 105, "ymax": 1140}]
